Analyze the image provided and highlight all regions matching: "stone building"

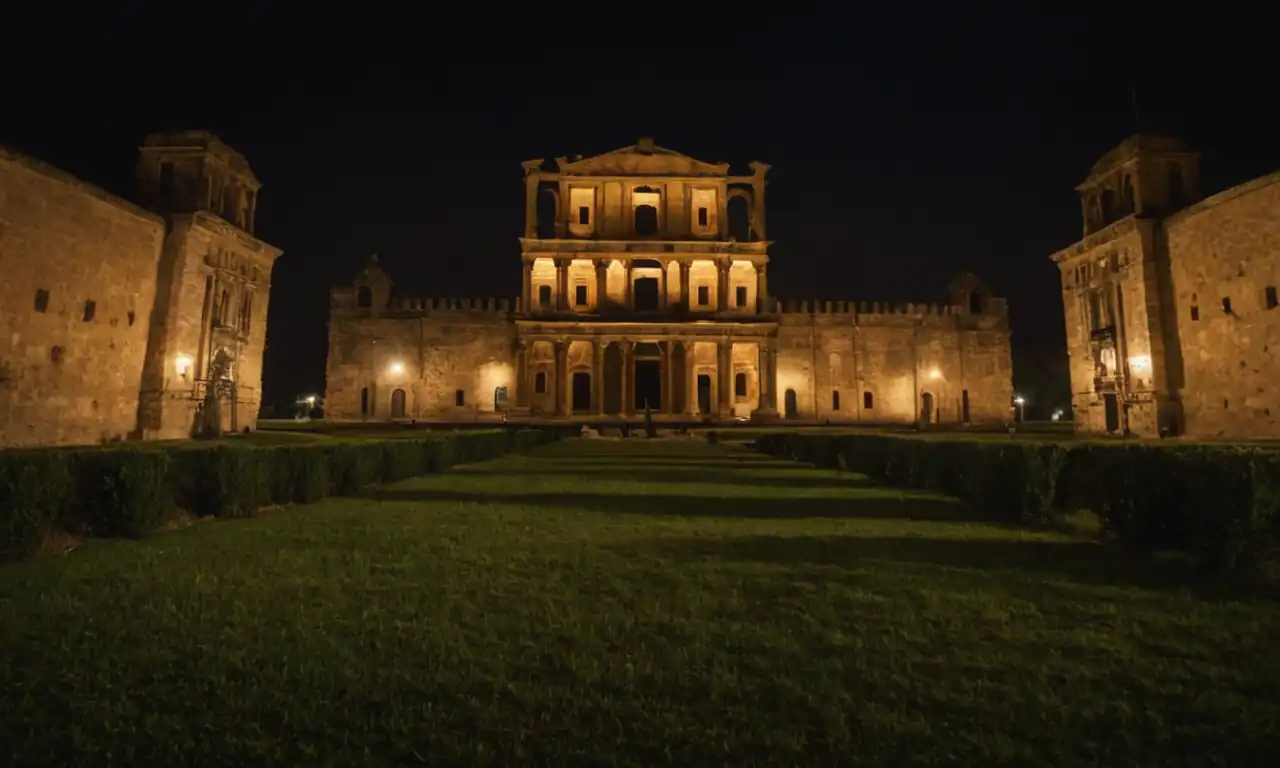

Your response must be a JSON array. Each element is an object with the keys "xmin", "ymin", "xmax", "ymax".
[
  {"xmin": 326, "ymin": 139, "xmax": 1012, "ymax": 424},
  {"xmin": 1051, "ymin": 135, "xmax": 1280, "ymax": 439},
  {"xmin": 0, "ymin": 131, "xmax": 281, "ymax": 448}
]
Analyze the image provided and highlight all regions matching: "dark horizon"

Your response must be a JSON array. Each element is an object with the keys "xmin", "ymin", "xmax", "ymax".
[{"xmin": 5, "ymin": 11, "xmax": 1274, "ymax": 418}]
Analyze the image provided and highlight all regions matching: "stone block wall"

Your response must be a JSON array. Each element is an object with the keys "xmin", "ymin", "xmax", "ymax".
[
  {"xmin": 0, "ymin": 148, "xmax": 165, "ymax": 448},
  {"xmin": 1166, "ymin": 172, "xmax": 1280, "ymax": 438}
]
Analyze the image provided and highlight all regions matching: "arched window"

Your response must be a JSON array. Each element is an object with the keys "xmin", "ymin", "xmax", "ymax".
[
  {"xmin": 634, "ymin": 205, "xmax": 658, "ymax": 236},
  {"xmin": 863, "ymin": 391, "xmax": 874, "ymax": 409},
  {"xmin": 390, "ymin": 388, "xmax": 406, "ymax": 418}
]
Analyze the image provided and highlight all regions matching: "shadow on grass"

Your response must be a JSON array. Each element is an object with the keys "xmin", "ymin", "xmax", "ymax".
[
  {"xmin": 453, "ymin": 468, "xmax": 876, "ymax": 490},
  {"xmin": 622, "ymin": 533, "xmax": 1231, "ymax": 595},
  {"xmin": 372, "ymin": 487, "xmax": 981, "ymax": 522}
]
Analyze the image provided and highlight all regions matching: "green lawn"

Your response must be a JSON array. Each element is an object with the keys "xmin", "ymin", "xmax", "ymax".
[{"xmin": 2, "ymin": 440, "xmax": 1277, "ymax": 765}]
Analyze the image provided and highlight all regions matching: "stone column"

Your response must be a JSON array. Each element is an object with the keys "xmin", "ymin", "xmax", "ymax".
[
  {"xmin": 620, "ymin": 340, "xmax": 635, "ymax": 417},
  {"xmin": 521, "ymin": 260, "xmax": 533, "ymax": 312},
  {"xmin": 659, "ymin": 341, "xmax": 670, "ymax": 413},
  {"xmin": 767, "ymin": 345, "xmax": 779, "ymax": 411},
  {"xmin": 524, "ymin": 176, "xmax": 539, "ymax": 237},
  {"xmin": 594, "ymin": 341, "xmax": 606, "ymax": 416},
  {"xmin": 717, "ymin": 339, "xmax": 733, "ymax": 416},
  {"xmin": 659, "ymin": 262, "xmax": 669, "ymax": 311},
  {"xmin": 717, "ymin": 260, "xmax": 731, "ymax": 312},
  {"xmin": 679, "ymin": 262, "xmax": 692, "ymax": 312},
  {"xmin": 553, "ymin": 340, "xmax": 568, "ymax": 416},
  {"xmin": 554, "ymin": 259, "xmax": 569, "ymax": 311},
  {"xmin": 754, "ymin": 339, "xmax": 778, "ymax": 417},
  {"xmin": 753, "ymin": 179, "xmax": 767, "ymax": 240},
  {"xmin": 515, "ymin": 340, "xmax": 529, "ymax": 408},
  {"xmin": 624, "ymin": 260, "xmax": 634, "ymax": 309},
  {"xmin": 756, "ymin": 262, "xmax": 769, "ymax": 313},
  {"xmin": 683, "ymin": 340, "xmax": 698, "ymax": 415},
  {"xmin": 594, "ymin": 260, "xmax": 609, "ymax": 313}
]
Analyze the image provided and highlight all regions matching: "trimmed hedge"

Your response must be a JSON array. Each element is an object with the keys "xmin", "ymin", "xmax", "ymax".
[
  {"xmin": 753, "ymin": 432, "xmax": 1280, "ymax": 575},
  {"xmin": 0, "ymin": 428, "xmax": 556, "ymax": 560}
]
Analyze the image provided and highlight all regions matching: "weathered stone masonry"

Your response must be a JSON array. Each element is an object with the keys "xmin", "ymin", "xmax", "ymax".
[
  {"xmin": 0, "ymin": 132, "xmax": 282, "ymax": 448},
  {"xmin": 1052, "ymin": 134, "xmax": 1280, "ymax": 439},
  {"xmin": 326, "ymin": 139, "xmax": 1014, "ymax": 424}
]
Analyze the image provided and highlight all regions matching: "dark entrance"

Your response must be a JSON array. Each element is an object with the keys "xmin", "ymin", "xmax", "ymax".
[
  {"xmin": 784, "ymin": 388, "xmax": 798, "ymax": 419},
  {"xmin": 390, "ymin": 388, "xmax": 406, "ymax": 418},
  {"xmin": 697, "ymin": 374, "xmax": 712, "ymax": 415},
  {"xmin": 921, "ymin": 392, "xmax": 934, "ymax": 425},
  {"xmin": 634, "ymin": 276, "xmax": 660, "ymax": 311},
  {"xmin": 1104, "ymin": 393, "xmax": 1120, "ymax": 433},
  {"xmin": 572, "ymin": 372, "xmax": 591, "ymax": 413},
  {"xmin": 634, "ymin": 360, "xmax": 661, "ymax": 412},
  {"xmin": 961, "ymin": 389, "xmax": 970, "ymax": 423},
  {"xmin": 494, "ymin": 386, "xmax": 509, "ymax": 411}
]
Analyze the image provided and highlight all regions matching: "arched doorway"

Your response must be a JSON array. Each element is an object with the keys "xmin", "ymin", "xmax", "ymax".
[
  {"xmin": 360, "ymin": 387, "xmax": 370, "ymax": 418},
  {"xmin": 784, "ymin": 389, "xmax": 798, "ymax": 420},
  {"xmin": 390, "ymin": 388, "xmax": 406, "ymax": 418},
  {"xmin": 961, "ymin": 389, "xmax": 970, "ymax": 423},
  {"xmin": 572, "ymin": 372, "xmax": 592, "ymax": 413},
  {"xmin": 921, "ymin": 392, "xmax": 934, "ymax": 425},
  {"xmin": 494, "ymin": 386, "xmax": 509, "ymax": 411}
]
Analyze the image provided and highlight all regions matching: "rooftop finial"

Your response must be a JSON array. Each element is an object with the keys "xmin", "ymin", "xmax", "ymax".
[
  {"xmin": 637, "ymin": 137, "xmax": 655, "ymax": 153},
  {"xmin": 369, "ymin": 253, "xmax": 379, "ymax": 264}
]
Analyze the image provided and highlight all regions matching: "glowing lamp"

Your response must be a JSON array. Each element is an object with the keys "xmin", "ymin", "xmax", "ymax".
[
  {"xmin": 927, "ymin": 367, "xmax": 942, "ymax": 380},
  {"xmin": 1128, "ymin": 355, "xmax": 1152, "ymax": 373},
  {"xmin": 1013, "ymin": 396, "xmax": 1026, "ymax": 406},
  {"xmin": 388, "ymin": 361, "xmax": 405, "ymax": 376},
  {"xmin": 305, "ymin": 395, "xmax": 317, "ymax": 406},
  {"xmin": 175, "ymin": 354, "xmax": 193, "ymax": 380}
]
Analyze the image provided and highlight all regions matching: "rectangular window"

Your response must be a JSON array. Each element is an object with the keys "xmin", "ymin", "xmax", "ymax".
[
  {"xmin": 34, "ymin": 289, "xmax": 50, "ymax": 313},
  {"xmin": 698, "ymin": 207, "xmax": 708, "ymax": 227},
  {"xmin": 538, "ymin": 285, "xmax": 552, "ymax": 306},
  {"xmin": 1222, "ymin": 297, "xmax": 1232, "ymax": 314},
  {"xmin": 832, "ymin": 391, "xmax": 841, "ymax": 411},
  {"xmin": 535, "ymin": 371, "xmax": 547, "ymax": 394},
  {"xmin": 83, "ymin": 300, "xmax": 96, "ymax": 322},
  {"xmin": 1190, "ymin": 305, "xmax": 1199, "ymax": 321},
  {"xmin": 736, "ymin": 286, "xmax": 748, "ymax": 307},
  {"xmin": 863, "ymin": 391, "xmax": 874, "ymax": 409},
  {"xmin": 578, "ymin": 206, "xmax": 590, "ymax": 225},
  {"xmin": 697, "ymin": 285, "xmax": 710, "ymax": 305},
  {"xmin": 1266, "ymin": 286, "xmax": 1278, "ymax": 310},
  {"xmin": 734, "ymin": 372, "xmax": 747, "ymax": 398},
  {"xmin": 455, "ymin": 389, "xmax": 466, "ymax": 406},
  {"xmin": 575, "ymin": 285, "xmax": 588, "ymax": 306}
]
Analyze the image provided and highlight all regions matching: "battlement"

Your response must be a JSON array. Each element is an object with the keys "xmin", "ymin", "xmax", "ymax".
[
  {"xmin": 774, "ymin": 297, "xmax": 1007, "ymax": 317},
  {"xmin": 391, "ymin": 296, "xmax": 515, "ymax": 313}
]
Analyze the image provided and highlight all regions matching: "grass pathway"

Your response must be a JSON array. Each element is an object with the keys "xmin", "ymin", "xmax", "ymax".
[{"xmin": 1, "ymin": 439, "xmax": 1277, "ymax": 765}]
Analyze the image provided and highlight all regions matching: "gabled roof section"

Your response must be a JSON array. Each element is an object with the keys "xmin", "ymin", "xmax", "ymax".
[
  {"xmin": 556, "ymin": 137, "xmax": 731, "ymax": 177},
  {"xmin": 1078, "ymin": 134, "xmax": 1196, "ymax": 189}
]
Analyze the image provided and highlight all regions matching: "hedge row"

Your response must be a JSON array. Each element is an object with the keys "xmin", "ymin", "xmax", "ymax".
[
  {"xmin": 0, "ymin": 428, "xmax": 556, "ymax": 560},
  {"xmin": 753, "ymin": 432, "xmax": 1280, "ymax": 575}
]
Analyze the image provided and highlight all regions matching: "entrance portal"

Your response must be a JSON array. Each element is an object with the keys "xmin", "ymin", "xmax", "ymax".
[
  {"xmin": 784, "ymin": 389, "xmax": 798, "ymax": 419},
  {"xmin": 1103, "ymin": 393, "xmax": 1120, "ymax": 433},
  {"xmin": 572, "ymin": 372, "xmax": 591, "ymax": 413},
  {"xmin": 390, "ymin": 388, "xmax": 406, "ymax": 419},
  {"xmin": 634, "ymin": 277, "xmax": 660, "ymax": 311},
  {"xmin": 921, "ymin": 392, "xmax": 934, "ymax": 425},
  {"xmin": 697, "ymin": 374, "xmax": 712, "ymax": 415},
  {"xmin": 634, "ymin": 360, "xmax": 661, "ymax": 412}
]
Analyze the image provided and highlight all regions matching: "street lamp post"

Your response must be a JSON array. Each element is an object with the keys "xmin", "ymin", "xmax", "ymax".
[{"xmin": 1013, "ymin": 395, "xmax": 1026, "ymax": 424}]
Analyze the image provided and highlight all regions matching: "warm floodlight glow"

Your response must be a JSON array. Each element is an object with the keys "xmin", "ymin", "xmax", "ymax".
[
  {"xmin": 1013, "ymin": 395, "xmax": 1026, "ymax": 406},
  {"xmin": 1128, "ymin": 354, "xmax": 1152, "ymax": 373},
  {"xmin": 927, "ymin": 367, "xmax": 942, "ymax": 380},
  {"xmin": 175, "ymin": 354, "xmax": 193, "ymax": 379},
  {"xmin": 305, "ymin": 395, "xmax": 317, "ymax": 406},
  {"xmin": 388, "ymin": 361, "xmax": 405, "ymax": 376}
]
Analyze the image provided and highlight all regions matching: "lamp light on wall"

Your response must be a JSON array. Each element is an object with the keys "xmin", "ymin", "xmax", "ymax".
[
  {"xmin": 927, "ymin": 367, "xmax": 942, "ymax": 380},
  {"xmin": 1128, "ymin": 354, "xmax": 1152, "ymax": 374},
  {"xmin": 175, "ymin": 354, "xmax": 193, "ymax": 381},
  {"xmin": 388, "ymin": 361, "xmax": 405, "ymax": 376}
]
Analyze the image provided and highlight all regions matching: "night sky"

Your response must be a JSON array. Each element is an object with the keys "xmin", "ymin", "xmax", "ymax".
[{"xmin": 5, "ymin": 11, "xmax": 1274, "ymax": 418}]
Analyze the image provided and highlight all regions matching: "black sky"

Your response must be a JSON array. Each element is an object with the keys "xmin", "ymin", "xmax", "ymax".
[{"xmin": 5, "ymin": 10, "xmax": 1275, "ymax": 418}]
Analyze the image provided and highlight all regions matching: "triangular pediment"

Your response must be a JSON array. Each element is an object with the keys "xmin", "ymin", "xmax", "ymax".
[{"xmin": 557, "ymin": 138, "xmax": 730, "ymax": 177}]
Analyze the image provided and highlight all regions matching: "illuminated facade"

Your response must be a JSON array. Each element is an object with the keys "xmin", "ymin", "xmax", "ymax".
[
  {"xmin": 1051, "ymin": 135, "xmax": 1280, "ymax": 438},
  {"xmin": 326, "ymin": 139, "xmax": 1012, "ymax": 424}
]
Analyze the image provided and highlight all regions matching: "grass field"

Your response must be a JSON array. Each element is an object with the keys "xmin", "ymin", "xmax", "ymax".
[{"xmin": 2, "ymin": 440, "xmax": 1277, "ymax": 765}]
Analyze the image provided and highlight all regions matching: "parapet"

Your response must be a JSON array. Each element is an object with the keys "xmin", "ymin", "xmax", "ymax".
[
  {"xmin": 389, "ymin": 296, "xmax": 516, "ymax": 313},
  {"xmin": 330, "ymin": 285, "xmax": 517, "ymax": 317},
  {"xmin": 775, "ymin": 300, "xmax": 962, "ymax": 316}
]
